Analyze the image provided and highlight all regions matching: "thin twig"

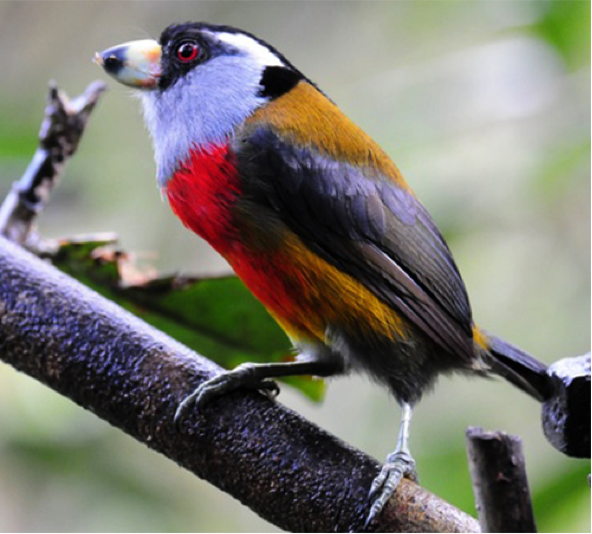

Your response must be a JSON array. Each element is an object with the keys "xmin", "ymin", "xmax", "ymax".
[
  {"xmin": 0, "ymin": 80, "xmax": 106, "ymax": 247},
  {"xmin": 466, "ymin": 427, "xmax": 536, "ymax": 533},
  {"xmin": 0, "ymin": 236, "xmax": 480, "ymax": 533}
]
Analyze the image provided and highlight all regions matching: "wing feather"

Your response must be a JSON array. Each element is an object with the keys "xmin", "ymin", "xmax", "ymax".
[{"xmin": 236, "ymin": 127, "xmax": 474, "ymax": 360}]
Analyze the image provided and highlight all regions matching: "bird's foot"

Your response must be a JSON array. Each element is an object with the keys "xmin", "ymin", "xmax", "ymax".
[
  {"xmin": 365, "ymin": 450, "xmax": 418, "ymax": 527},
  {"xmin": 174, "ymin": 363, "xmax": 280, "ymax": 429}
]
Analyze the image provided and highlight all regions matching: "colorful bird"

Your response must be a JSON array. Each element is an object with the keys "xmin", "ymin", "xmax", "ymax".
[{"xmin": 96, "ymin": 23, "xmax": 551, "ymax": 524}]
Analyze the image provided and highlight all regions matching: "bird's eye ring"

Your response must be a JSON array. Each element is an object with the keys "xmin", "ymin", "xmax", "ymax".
[{"xmin": 176, "ymin": 42, "xmax": 199, "ymax": 63}]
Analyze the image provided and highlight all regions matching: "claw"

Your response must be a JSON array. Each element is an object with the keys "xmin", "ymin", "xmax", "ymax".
[
  {"xmin": 365, "ymin": 451, "xmax": 417, "ymax": 527},
  {"xmin": 174, "ymin": 368, "xmax": 280, "ymax": 431},
  {"xmin": 367, "ymin": 466, "xmax": 388, "ymax": 501},
  {"xmin": 174, "ymin": 389, "xmax": 199, "ymax": 430},
  {"xmin": 255, "ymin": 379, "xmax": 280, "ymax": 398}
]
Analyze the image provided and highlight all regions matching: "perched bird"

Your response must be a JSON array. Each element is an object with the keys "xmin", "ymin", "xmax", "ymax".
[{"xmin": 96, "ymin": 23, "xmax": 551, "ymax": 523}]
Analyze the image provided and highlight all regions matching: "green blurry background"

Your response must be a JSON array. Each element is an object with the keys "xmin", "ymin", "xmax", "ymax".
[{"xmin": 0, "ymin": 1, "xmax": 589, "ymax": 532}]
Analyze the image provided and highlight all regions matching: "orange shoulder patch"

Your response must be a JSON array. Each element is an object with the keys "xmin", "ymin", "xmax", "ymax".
[{"xmin": 246, "ymin": 82, "xmax": 409, "ymax": 189}]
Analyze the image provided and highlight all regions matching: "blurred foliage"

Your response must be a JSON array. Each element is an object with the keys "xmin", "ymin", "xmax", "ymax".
[
  {"xmin": 0, "ymin": 1, "xmax": 589, "ymax": 533},
  {"xmin": 534, "ymin": 0, "xmax": 590, "ymax": 70},
  {"xmin": 50, "ymin": 237, "xmax": 323, "ymax": 401},
  {"xmin": 533, "ymin": 462, "xmax": 592, "ymax": 532},
  {"xmin": 0, "ymin": 127, "xmax": 36, "ymax": 159}
]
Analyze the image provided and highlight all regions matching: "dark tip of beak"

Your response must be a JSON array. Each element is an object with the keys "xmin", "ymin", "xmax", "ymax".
[{"xmin": 99, "ymin": 51, "xmax": 125, "ymax": 75}]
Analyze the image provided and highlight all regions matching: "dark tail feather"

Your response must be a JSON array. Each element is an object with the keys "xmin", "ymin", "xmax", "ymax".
[{"xmin": 483, "ymin": 332, "xmax": 553, "ymax": 402}]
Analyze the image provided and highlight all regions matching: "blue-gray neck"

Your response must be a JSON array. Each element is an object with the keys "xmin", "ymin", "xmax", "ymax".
[{"xmin": 140, "ymin": 54, "xmax": 269, "ymax": 187}]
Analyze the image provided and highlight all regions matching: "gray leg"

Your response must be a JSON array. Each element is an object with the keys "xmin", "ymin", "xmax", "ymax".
[
  {"xmin": 174, "ymin": 360, "xmax": 342, "ymax": 427},
  {"xmin": 366, "ymin": 403, "xmax": 418, "ymax": 526}
]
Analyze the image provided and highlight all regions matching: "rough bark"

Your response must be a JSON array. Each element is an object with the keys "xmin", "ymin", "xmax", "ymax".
[
  {"xmin": 0, "ymin": 235, "xmax": 479, "ymax": 533},
  {"xmin": 466, "ymin": 427, "xmax": 536, "ymax": 533},
  {"xmin": 542, "ymin": 354, "xmax": 591, "ymax": 458}
]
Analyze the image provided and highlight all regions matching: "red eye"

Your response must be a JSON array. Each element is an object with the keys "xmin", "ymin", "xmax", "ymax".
[{"xmin": 176, "ymin": 42, "xmax": 199, "ymax": 63}]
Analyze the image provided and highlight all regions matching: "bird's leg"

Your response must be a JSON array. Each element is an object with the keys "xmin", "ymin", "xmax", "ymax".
[
  {"xmin": 366, "ymin": 403, "xmax": 418, "ymax": 525},
  {"xmin": 174, "ymin": 360, "xmax": 341, "ymax": 427}
]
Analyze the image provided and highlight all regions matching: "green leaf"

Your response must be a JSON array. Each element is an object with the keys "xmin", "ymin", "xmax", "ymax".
[{"xmin": 51, "ymin": 235, "xmax": 325, "ymax": 402}]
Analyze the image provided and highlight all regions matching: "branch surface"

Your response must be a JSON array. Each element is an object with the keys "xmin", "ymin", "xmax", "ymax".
[
  {"xmin": 466, "ymin": 427, "xmax": 536, "ymax": 533},
  {"xmin": 0, "ymin": 81, "xmax": 106, "ymax": 246},
  {"xmin": 0, "ymin": 236, "xmax": 479, "ymax": 533},
  {"xmin": 542, "ymin": 354, "xmax": 591, "ymax": 458}
]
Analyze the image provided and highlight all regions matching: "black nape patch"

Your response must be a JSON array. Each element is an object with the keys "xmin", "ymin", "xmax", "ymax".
[{"xmin": 259, "ymin": 66, "xmax": 302, "ymax": 99}]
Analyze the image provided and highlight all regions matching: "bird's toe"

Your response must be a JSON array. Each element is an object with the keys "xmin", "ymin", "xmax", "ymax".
[{"xmin": 365, "ymin": 451, "xmax": 417, "ymax": 526}]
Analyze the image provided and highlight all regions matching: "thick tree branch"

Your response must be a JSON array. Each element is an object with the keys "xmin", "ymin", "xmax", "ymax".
[
  {"xmin": 0, "ymin": 236, "xmax": 479, "ymax": 533},
  {"xmin": 0, "ymin": 81, "xmax": 106, "ymax": 247},
  {"xmin": 466, "ymin": 428, "xmax": 536, "ymax": 533},
  {"xmin": 542, "ymin": 354, "xmax": 591, "ymax": 458}
]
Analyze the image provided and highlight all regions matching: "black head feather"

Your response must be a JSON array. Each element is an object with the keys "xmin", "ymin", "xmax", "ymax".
[{"xmin": 158, "ymin": 22, "xmax": 320, "ymax": 99}]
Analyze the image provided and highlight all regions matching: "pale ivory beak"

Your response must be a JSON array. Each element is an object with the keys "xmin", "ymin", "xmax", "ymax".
[{"xmin": 95, "ymin": 39, "xmax": 162, "ymax": 89}]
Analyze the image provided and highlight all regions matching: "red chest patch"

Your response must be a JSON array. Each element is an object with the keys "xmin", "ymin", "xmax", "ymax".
[
  {"xmin": 164, "ymin": 142, "xmax": 325, "ymax": 341},
  {"xmin": 165, "ymin": 144, "xmax": 241, "ymax": 253}
]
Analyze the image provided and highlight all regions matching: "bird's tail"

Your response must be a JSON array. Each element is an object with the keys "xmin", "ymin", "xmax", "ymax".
[{"xmin": 479, "ymin": 330, "xmax": 553, "ymax": 402}]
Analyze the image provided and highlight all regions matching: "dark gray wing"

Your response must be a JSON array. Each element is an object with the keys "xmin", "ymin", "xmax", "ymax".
[{"xmin": 236, "ymin": 127, "xmax": 474, "ymax": 360}]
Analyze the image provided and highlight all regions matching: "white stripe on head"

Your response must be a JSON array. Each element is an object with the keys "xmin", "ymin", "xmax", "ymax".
[
  {"xmin": 139, "ymin": 29, "xmax": 286, "ymax": 187},
  {"xmin": 215, "ymin": 32, "xmax": 284, "ymax": 68}
]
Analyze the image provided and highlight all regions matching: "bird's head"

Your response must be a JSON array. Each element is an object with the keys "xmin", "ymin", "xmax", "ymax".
[{"xmin": 95, "ymin": 22, "xmax": 305, "ymax": 185}]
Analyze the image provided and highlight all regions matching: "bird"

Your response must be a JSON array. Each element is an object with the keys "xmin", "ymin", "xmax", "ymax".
[{"xmin": 95, "ymin": 22, "xmax": 552, "ymax": 524}]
